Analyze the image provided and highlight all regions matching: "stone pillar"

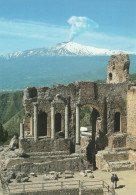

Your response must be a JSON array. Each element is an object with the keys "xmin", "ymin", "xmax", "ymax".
[
  {"xmin": 19, "ymin": 123, "xmax": 24, "ymax": 139},
  {"xmin": 65, "ymin": 105, "xmax": 69, "ymax": 139},
  {"xmin": 51, "ymin": 102, "xmax": 55, "ymax": 139},
  {"xmin": 76, "ymin": 103, "xmax": 80, "ymax": 144},
  {"xmin": 47, "ymin": 114, "xmax": 51, "ymax": 137},
  {"xmin": 34, "ymin": 103, "xmax": 38, "ymax": 140}
]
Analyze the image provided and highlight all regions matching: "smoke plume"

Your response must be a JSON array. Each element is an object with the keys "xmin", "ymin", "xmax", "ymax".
[{"xmin": 67, "ymin": 16, "xmax": 99, "ymax": 41}]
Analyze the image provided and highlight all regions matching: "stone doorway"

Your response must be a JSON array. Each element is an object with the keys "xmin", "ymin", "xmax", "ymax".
[{"xmin": 38, "ymin": 112, "xmax": 47, "ymax": 136}]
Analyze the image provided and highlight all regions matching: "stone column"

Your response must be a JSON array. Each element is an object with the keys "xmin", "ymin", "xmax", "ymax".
[
  {"xmin": 76, "ymin": 103, "xmax": 80, "ymax": 144},
  {"xmin": 51, "ymin": 102, "xmax": 55, "ymax": 139},
  {"xmin": 65, "ymin": 105, "xmax": 69, "ymax": 139},
  {"xmin": 34, "ymin": 103, "xmax": 38, "ymax": 140},
  {"xmin": 19, "ymin": 122, "xmax": 24, "ymax": 139}
]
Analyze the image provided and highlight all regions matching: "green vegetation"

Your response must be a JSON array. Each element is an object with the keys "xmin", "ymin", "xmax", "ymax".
[
  {"xmin": 0, "ymin": 124, "xmax": 8, "ymax": 145},
  {"xmin": 130, "ymin": 73, "xmax": 136, "ymax": 83},
  {"xmin": 0, "ymin": 91, "xmax": 24, "ymax": 145},
  {"xmin": 80, "ymin": 107, "xmax": 92, "ymax": 127}
]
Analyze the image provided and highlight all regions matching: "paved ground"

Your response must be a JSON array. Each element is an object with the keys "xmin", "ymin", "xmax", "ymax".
[
  {"xmin": 91, "ymin": 170, "xmax": 136, "ymax": 195},
  {"xmin": 5, "ymin": 170, "xmax": 136, "ymax": 195}
]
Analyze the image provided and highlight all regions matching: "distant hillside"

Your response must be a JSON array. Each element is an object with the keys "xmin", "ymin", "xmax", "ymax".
[
  {"xmin": 0, "ymin": 91, "xmax": 24, "ymax": 143},
  {"xmin": 130, "ymin": 73, "xmax": 136, "ymax": 83}
]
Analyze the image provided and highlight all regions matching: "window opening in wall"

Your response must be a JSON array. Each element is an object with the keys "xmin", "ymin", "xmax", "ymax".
[
  {"xmin": 114, "ymin": 112, "xmax": 120, "ymax": 132},
  {"xmin": 38, "ymin": 112, "xmax": 47, "ymax": 136},
  {"xmin": 55, "ymin": 113, "xmax": 61, "ymax": 132},
  {"xmin": 109, "ymin": 73, "xmax": 112, "ymax": 80}
]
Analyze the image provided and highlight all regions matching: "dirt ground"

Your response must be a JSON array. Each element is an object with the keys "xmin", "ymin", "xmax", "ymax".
[
  {"xmin": 4, "ymin": 169, "xmax": 135, "ymax": 195},
  {"xmin": 91, "ymin": 170, "xmax": 136, "ymax": 195}
]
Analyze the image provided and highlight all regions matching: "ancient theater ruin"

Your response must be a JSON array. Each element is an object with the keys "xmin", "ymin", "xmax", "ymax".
[{"xmin": 1, "ymin": 54, "xmax": 136, "ymax": 177}]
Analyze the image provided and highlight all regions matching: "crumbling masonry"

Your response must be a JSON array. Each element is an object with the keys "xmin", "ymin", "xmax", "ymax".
[{"xmin": 1, "ymin": 54, "xmax": 136, "ymax": 175}]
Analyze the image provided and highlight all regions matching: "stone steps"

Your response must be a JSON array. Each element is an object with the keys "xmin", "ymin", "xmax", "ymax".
[
  {"xmin": 5, "ymin": 153, "xmax": 88, "ymax": 175},
  {"xmin": 103, "ymin": 151, "xmax": 129, "ymax": 162},
  {"xmin": 96, "ymin": 148, "xmax": 135, "ymax": 171},
  {"xmin": 112, "ymin": 147, "xmax": 130, "ymax": 152},
  {"xmin": 107, "ymin": 160, "xmax": 134, "ymax": 171}
]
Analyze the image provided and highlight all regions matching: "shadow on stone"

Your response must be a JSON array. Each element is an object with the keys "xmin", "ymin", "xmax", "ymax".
[{"xmin": 117, "ymin": 185, "xmax": 125, "ymax": 189}]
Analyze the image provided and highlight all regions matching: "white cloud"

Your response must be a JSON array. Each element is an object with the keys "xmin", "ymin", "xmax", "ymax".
[{"xmin": 0, "ymin": 18, "xmax": 69, "ymax": 41}]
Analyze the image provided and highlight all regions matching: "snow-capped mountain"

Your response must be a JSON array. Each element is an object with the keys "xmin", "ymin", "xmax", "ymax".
[
  {"xmin": 0, "ymin": 41, "xmax": 136, "ymax": 92},
  {"xmin": 2, "ymin": 42, "xmax": 136, "ymax": 59}
]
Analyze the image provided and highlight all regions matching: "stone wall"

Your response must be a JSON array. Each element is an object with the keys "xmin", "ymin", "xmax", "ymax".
[
  {"xmin": 10, "ymin": 188, "xmax": 79, "ymax": 195},
  {"xmin": 19, "ymin": 138, "xmax": 71, "ymax": 153},
  {"xmin": 9, "ymin": 188, "xmax": 103, "ymax": 195},
  {"xmin": 23, "ymin": 82, "xmax": 128, "ymax": 137},
  {"xmin": 81, "ymin": 188, "xmax": 103, "ymax": 195},
  {"xmin": 8, "ymin": 155, "xmax": 87, "ymax": 174},
  {"xmin": 106, "ymin": 54, "xmax": 130, "ymax": 84},
  {"xmin": 108, "ymin": 134, "xmax": 127, "ymax": 148},
  {"xmin": 127, "ymin": 85, "xmax": 136, "ymax": 136},
  {"xmin": 126, "ymin": 135, "xmax": 136, "ymax": 150}
]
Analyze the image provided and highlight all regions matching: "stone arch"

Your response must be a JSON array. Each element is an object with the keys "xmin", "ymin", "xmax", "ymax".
[
  {"xmin": 80, "ymin": 103, "xmax": 103, "ymax": 166},
  {"xmin": 38, "ymin": 112, "xmax": 47, "ymax": 136},
  {"xmin": 55, "ymin": 113, "xmax": 62, "ymax": 133},
  {"xmin": 80, "ymin": 103, "xmax": 103, "ymax": 132}
]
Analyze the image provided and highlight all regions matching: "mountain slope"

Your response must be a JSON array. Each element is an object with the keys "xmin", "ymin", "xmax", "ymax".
[
  {"xmin": 3, "ymin": 109, "xmax": 24, "ymax": 138},
  {"xmin": 0, "ymin": 91, "xmax": 24, "ymax": 139},
  {"xmin": 0, "ymin": 42, "xmax": 135, "ymax": 92},
  {"xmin": 2, "ymin": 42, "xmax": 136, "ymax": 59}
]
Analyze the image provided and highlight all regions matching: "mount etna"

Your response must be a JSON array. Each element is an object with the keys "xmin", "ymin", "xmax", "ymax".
[{"xmin": 0, "ymin": 42, "xmax": 136, "ymax": 92}]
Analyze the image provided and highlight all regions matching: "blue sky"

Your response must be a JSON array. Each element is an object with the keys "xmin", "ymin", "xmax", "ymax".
[{"xmin": 0, "ymin": 0, "xmax": 136, "ymax": 54}]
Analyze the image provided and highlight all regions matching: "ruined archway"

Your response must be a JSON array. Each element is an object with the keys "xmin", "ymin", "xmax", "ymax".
[
  {"xmin": 80, "ymin": 105, "xmax": 101, "ymax": 167},
  {"xmin": 38, "ymin": 112, "xmax": 47, "ymax": 136},
  {"xmin": 55, "ymin": 113, "xmax": 61, "ymax": 133}
]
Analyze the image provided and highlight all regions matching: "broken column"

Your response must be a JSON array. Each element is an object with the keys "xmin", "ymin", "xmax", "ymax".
[
  {"xmin": 19, "ymin": 122, "xmax": 24, "ymax": 139},
  {"xmin": 65, "ymin": 104, "xmax": 69, "ymax": 139},
  {"xmin": 76, "ymin": 103, "xmax": 80, "ymax": 144},
  {"xmin": 34, "ymin": 103, "xmax": 38, "ymax": 140},
  {"xmin": 51, "ymin": 102, "xmax": 55, "ymax": 139}
]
